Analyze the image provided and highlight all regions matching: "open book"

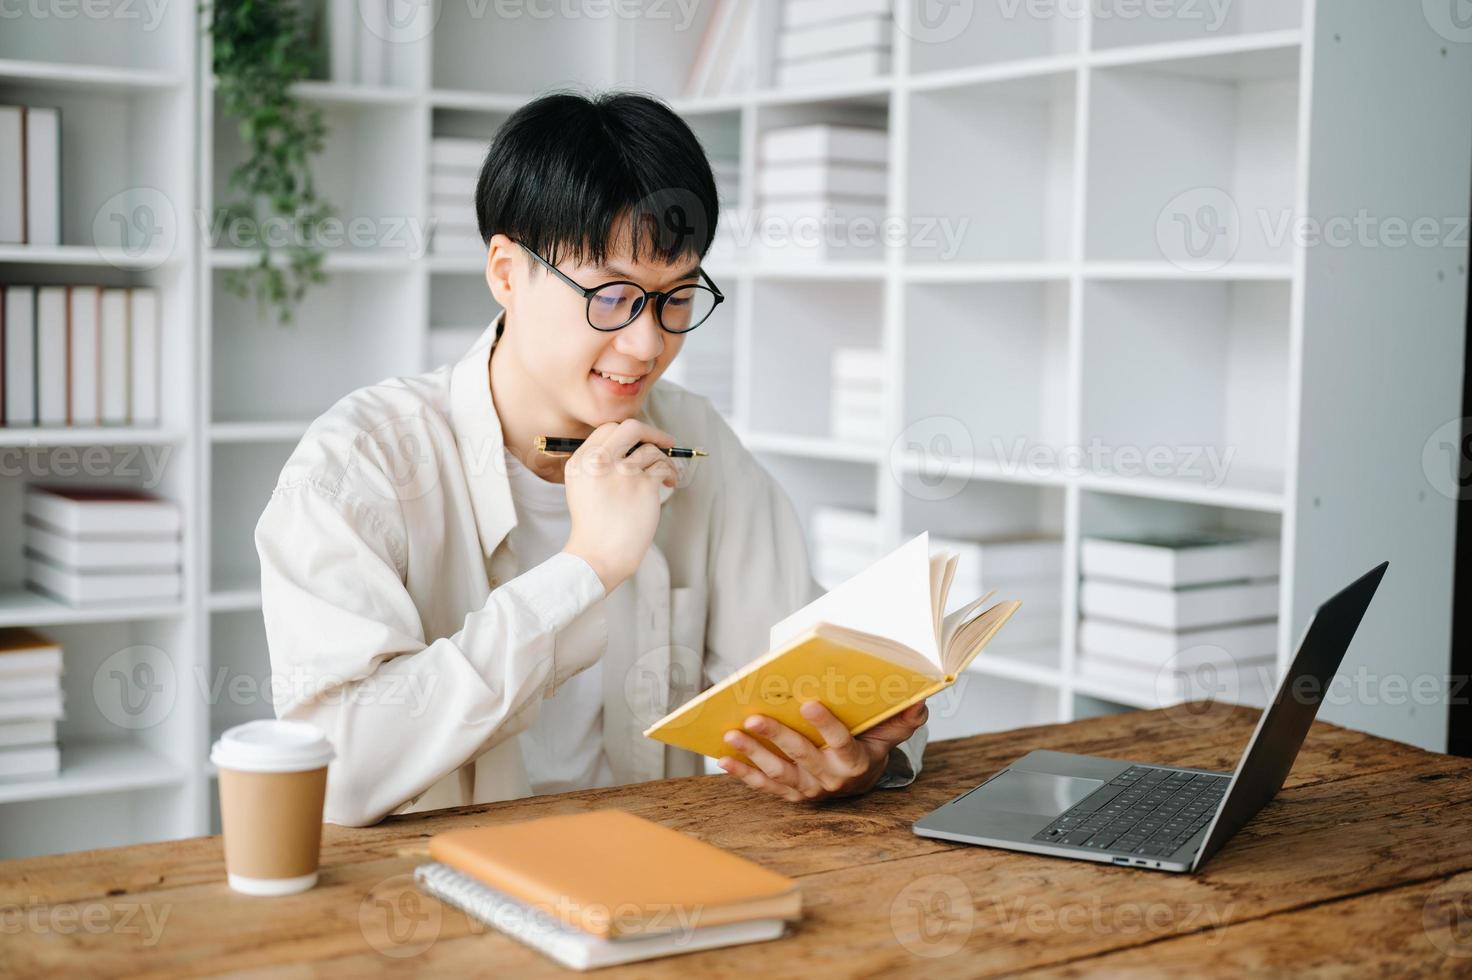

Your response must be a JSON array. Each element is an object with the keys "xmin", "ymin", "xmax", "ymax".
[{"xmin": 644, "ymin": 533, "xmax": 1021, "ymax": 760}]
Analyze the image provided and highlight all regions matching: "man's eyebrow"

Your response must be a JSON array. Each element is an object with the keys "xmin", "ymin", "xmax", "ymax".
[{"xmin": 599, "ymin": 261, "xmax": 701, "ymax": 282}]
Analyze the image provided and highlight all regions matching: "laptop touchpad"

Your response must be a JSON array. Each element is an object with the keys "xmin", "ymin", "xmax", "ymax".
[{"xmin": 965, "ymin": 768, "xmax": 1103, "ymax": 818}]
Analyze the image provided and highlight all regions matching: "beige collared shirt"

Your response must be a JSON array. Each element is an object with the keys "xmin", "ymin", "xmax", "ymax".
[{"xmin": 255, "ymin": 314, "xmax": 924, "ymax": 826}]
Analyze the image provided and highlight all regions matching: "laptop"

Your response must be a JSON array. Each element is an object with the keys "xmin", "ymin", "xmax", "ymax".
[{"xmin": 913, "ymin": 562, "xmax": 1388, "ymax": 873}]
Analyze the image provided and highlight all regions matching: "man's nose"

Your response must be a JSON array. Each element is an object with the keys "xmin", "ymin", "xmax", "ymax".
[{"xmin": 614, "ymin": 300, "xmax": 665, "ymax": 361}]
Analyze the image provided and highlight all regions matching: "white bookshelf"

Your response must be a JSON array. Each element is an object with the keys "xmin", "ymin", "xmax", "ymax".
[{"xmin": 0, "ymin": 0, "xmax": 1466, "ymax": 858}]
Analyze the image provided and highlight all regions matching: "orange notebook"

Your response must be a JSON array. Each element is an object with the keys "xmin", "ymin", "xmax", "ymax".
[
  {"xmin": 426, "ymin": 810, "xmax": 801, "ymax": 940},
  {"xmin": 645, "ymin": 532, "xmax": 1022, "ymax": 761}
]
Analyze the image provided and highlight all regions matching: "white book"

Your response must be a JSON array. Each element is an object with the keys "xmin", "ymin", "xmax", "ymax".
[
  {"xmin": 23, "ymin": 106, "xmax": 60, "ymax": 246},
  {"xmin": 763, "ymin": 125, "xmax": 889, "ymax": 166},
  {"xmin": 1080, "ymin": 578, "xmax": 1280, "ymax": 631},
  {"xmin": 776, "ymin": 49, "xmax": 890, "ymax": 89},
  {"xmin": 0, "ymin": 744, "xmax": 60, "ymax": 780},
  {"xmin": 2, "ymin": 675, "xmax": 61, "ymax": 698},
  {"xmin": 784, "ymin": 0, "xmax": 890, "ymax": 29},
  {"xmin": 430, "ymin": 138, "xmax": 486, "ymax": 171},
  {"xmin": 780, "ymin": 15, "xmax": 891, "ymax": 61},
  {"xmin": 35, "ymin": 286, "xmax": 68, "ymax": 426},
  {"xmin": 0, "ymin": 719, "xmax": 57, "ymax": 749},
  {"xmin": 25, "ymin": 485, "xmax": 182, "ymax": 536},
  {"xmin": 356, "ymin": 0, "xmax": 387, "ymax": 85},
  {"xmin": 0, "ymin": 691, "xmax": 63, "ymax": 722},
  {"xmin": 99, "ymin": 288, "xmax": 130, "ymax": 424},
  {"xmin": 4, "ymin": 285, "xmax": 36, "ymax": 426},
  {"xmin": 0, "ymin": 106, "xmax": 21, "ymax": 243},
  {"xmin": 327, "ymin": 0, "xmax": 356, "ymax": 84},
  {"xmin": 930, "ymin": 535, "xmax": 1065, "ymax": 586},
  {"xmin": 1081, "ymin": 533, "xmax": 1282, "ymax": 588},
  {"xmin": 129, "ymin": 288, "xmax": 159, "ymax": 425},
  {"xmin": 26, "ymin": 556, "xmax": 181, "ymax": 605},
  {"xmin": 415, "ymin": 862, "xmax": 787, "ymax": 971},
  {"xmin": 0, "ymin": 628, "xmax": 62, "ymax": 678},
  {"xmin": 24, "ymin": 521, "xmax": 183, "ymax": 571},
  {"xmin": 1077, "ymin": 651, "xmax": 1274, "ymax": 708},
  {"xmin": 759, "ymin": 162, "xmax": 887, "ymax": 201},
  {"xmin": 1078, "ymin": 618, "xmax": 1280, "ymax": 670},
  {"xmin": 68, "ymin": 286, "xmax": 100, "ymax": 426}
]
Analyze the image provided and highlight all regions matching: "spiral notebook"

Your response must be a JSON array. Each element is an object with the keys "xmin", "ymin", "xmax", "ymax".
[{"xmin": 413, "ymin": 862, "xmax": 788, "ymax": 970}]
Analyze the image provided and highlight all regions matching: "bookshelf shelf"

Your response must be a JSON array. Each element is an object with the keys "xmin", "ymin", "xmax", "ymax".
[
  {"xmin": 0, "ymin": 59, "xmax": 184, "ymax": 91},
  {"xmin": 0, "ymin": 427, "xmax": 182, "ymax": 448},
  {"xmin": 0, "ymin": 739, "xmax": 184, "ymax": 806},
  {"xmin": 0, "ymin": 245, "xmax": 179, "ymax": 269},
  {"xmin": 0, "ymin": 590, "xmax": 187, "ymax": 629}
]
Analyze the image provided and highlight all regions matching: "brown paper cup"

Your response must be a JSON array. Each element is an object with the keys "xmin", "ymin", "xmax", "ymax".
[{"xmin": 211, "ymin": 720, "xmax": 336, "ymax": 896}]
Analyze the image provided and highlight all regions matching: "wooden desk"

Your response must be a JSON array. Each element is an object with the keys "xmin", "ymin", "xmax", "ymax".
[{"xmin": 4, "ymin": 704, "xmax": 1471, "ymax": 977}]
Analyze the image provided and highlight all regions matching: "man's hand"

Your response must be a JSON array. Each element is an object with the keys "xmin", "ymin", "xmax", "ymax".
[
  {"xmin": 562, "ymin": 419, "xmax": 679, "ymax": 594},
  {"xmin": 717, "ymin": 700, "xmax": 928, "ymax": 803}
]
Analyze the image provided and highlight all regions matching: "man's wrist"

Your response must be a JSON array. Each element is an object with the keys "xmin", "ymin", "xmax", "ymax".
[{"xmin": 560, "ymin": 546, "xmax": 618, "ymax": 595}]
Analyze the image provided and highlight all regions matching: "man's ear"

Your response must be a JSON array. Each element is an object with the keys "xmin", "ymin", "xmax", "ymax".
[{"xmin": 485, "ymin": 233, "xmax": 517, "ymax": 308}]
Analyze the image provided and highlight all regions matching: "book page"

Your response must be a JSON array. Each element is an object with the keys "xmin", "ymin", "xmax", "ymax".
[{"xmin": 769, "ymin": 532, "xmax": 943, "ymax": 670}]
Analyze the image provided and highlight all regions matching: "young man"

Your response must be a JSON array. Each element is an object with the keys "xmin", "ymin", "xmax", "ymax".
[{"xmin": 255, "ymin": 92, "xmax": 928, "ymax": 827}]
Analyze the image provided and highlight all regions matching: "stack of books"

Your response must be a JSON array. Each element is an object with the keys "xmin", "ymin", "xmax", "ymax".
[
  {"xmin": 810, "ymin": 506, "xmax": 881, "ymax": 591},
  {"xmin": 0, "ymin": 629, "xmax": 63, "ymax": 781},
  {"xmin": 2, "ymin": 286, "xmax": 160, "ymax": 429},
  {"xmin": 931, "ymin": 535, "xmax": 1065, "ymax": 658},
  {"xmin": 24, "ymin": 486, "xmax": 183, "ymax": 606},
  {"xmin": 1077, "ymin": 533, "xmax": 1282, "ymax": 704},
  {"xmin": 428, "ymin": 137, "xmax": 485, "ymax": 260},
  {"xmin": 322, "ymin": 0, "xmax": 418, "ymax": 87},
  {"xmin": 414, "ymin": 810, "xmax": 800, "ymax": 970},
  {"xmin": 0, "ymin": 104, "xmax": 59, "ymax": 246},
  {"xmin": 758, "ymin": 124, "xmax": 888, "ymax": 263},
  {"xmin": 776, "ymin": 0, "xmax": 892, "ymax": 89},
  {"xmin": 682, "ymin": 0, "xmax": 757, "ymax": 97},
  {"xmin": 830, "ymin": 347, "xmax": 884, "ymax": 442}
]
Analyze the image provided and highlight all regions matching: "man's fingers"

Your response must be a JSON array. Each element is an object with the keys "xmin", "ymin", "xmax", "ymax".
[
  {"xmin": 719, "ymin": 757, "xmax": 804, "ymax": 804},
  {"xmin": 602, "ymin": 418, "xmax": 675, "ymax": 459},
  {"xmin": 799, "ymin": 701, "xmax": 866, "ymax": 770},
  {"xmin": 621, "ymin": 443, "xmax": 669, "ymax": 472},
  {"xmin": 744, "ymin": 715, "xmax": 823, "ymax": 770},
  {"xmin": 723, "ymin": 731, "xmax": 798, "ymax": 786}
]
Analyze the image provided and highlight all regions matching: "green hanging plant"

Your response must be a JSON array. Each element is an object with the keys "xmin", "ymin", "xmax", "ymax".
[{"xmin": 205, "ymin": 0, "xmax": 334, "ymax": 325}]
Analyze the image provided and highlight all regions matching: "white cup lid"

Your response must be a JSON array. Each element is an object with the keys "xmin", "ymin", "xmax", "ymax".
[{"xmin": 210, "ymin": 720, "xmax": 335, "ymax": 773}]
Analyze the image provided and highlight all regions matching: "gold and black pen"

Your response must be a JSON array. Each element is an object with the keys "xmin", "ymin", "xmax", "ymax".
[{"xmin": 535, "ymin": 436, "xmax": 708, "ymax": 458}]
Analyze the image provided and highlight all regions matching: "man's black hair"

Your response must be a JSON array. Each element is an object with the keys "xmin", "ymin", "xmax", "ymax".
[{"xmin": 475, "ymin": 91, "xmax": 720, "ymax": 270}]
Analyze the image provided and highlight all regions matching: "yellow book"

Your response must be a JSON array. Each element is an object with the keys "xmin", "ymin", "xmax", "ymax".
[{"xmin": 645, "ymin": 533, "xmax": 1022, "ymax": 761}]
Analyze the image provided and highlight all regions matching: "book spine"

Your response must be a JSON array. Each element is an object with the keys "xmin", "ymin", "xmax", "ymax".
[
  {"xmin": 23, "ymin": 107, "xmax": 60, "ymax": 246},
  {"xmin": 0, "ymin": 107, "xmax": 22, "ymax": 244},
  {"xmin": 129, "ymin": 288, "xmax": 159, "ymax": 425},
  {"xmin": 68, "ymin": 285, "xmax": 100, "ymax": 426},
  {"xmin": 35, "ymin": 287, "xmax": 67, "ymax": 426},
  {"xmin": 4, "ymin": 286, "xmax": 36, "ymax": 426}
]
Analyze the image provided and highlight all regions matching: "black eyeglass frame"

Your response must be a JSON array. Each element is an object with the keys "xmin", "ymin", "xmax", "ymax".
[{"xmin": 517, "ymin": 242, "xmax": 724, "ymax": 334}]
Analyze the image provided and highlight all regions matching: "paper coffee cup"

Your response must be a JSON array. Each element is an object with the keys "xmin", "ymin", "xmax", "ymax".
[{"xmin": 211, "ymin": 720, "xmax": 335, "ymax": 896}]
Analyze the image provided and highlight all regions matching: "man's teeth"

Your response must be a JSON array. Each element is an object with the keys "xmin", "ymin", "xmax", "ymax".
[{"xmin": 597, "ymin": 370, "xmax": 641, "ymax": 384}]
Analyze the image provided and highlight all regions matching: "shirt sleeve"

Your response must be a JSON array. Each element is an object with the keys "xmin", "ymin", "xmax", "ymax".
[
  {"xmin": 256, "ymin": 481, "xmax": 606, "ymax": 827},
  {"xmin": 700, "ymin": 410, "xmax": 927, "ymax": 789}
]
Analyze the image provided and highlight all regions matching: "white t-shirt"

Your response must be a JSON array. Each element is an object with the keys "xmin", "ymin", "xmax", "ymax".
[{"xmin": 504, "ymin": 449, "xmax": 627, "ymax": 795}]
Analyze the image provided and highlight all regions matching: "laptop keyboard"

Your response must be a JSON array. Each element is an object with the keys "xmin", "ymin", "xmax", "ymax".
[{"xmin": 1031, "ymin": 766, "xmax": 1229, "ymax": 858}]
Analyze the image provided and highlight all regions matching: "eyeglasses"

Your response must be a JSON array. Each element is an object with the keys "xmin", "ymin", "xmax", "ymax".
[{"xmin": 518, "ymin": 242, "xmax": 723, "ymax": 334}]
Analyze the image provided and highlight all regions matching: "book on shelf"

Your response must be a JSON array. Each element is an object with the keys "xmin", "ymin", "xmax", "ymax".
[
  {"xmin": 762, "ymin": 124, "xmax": 889, "ymax": 167},
  {"xmin": 0, "ymin": 744, "xmax": 61, "ymax": 780},
  {"xmin": 1080, "ymin": 533, "xmax": 1281, "ymax": 587},
  {"xmin": 0, "ymin": 106, "xmax": 20, "ymax": 244},
  {"xmin": 776, "ymin": 49, "xmax": 891, "ymax": 89},
  {"xmin": 327, "ymin": 0, "xmax": 356, "ymax": 86},
  {"xmin": 1076, "ymin": 650, "xmax": 1274, "ymax": 708},
  {"xmin": 0, "ymin": 719, "xmax": 58, "ymax": 749},
  {"xmin": 415, "ymin": 810, "xmax": 800, "ymax": 970},
  {"xmin": 36, "ymin": 286, "xmax": 67, "ymax": 426},
  {"xmin": 930, "ymin": 535, "xmax": 1066, "ymax": 590},
  {"xmin": 0, "ymin": 691, "xmax": 63, "ymax": 723},
  {"xmin": 130, "ymin": 288, "xmax": 160, "ymax": 426},
  {"xmin": 759, "ymin": 163, "xmax": 887, "ymax": 202},
  {"xmin": 25, "ymin": 486, "xmax": 183, "ymax": 537},
  {"xmin": 0, "ymin": 105, "xmax": 62, "ymax": 246},
  {"xmin": 0, "ymin": 628, "xmax": 62, "ymax": 679},
  {"xmin": 99, "ymin": 288, "xmax": 129, "ymax": 425},
  {"xmin": 4, "ymin": 285, "xmax": 37, "ymax": 426},
  {"xmin": 24, "ymin": 522, "xmax": 184, "ymax": 571},
  {"xmin": 646, "ymin": 533, "xmax": 1021, "ymax": 760},
  {"xmin": 1078, "ymin": 618, "xmax": 1279, "ymax": 670},
  {"xmin": 26, "ymin": 556, "xmax": 182, "ymax": 606},
  {"xmin": 784, "ymin": 0, "xmax": 890, "ymax": 30},
  {"xmin": 779, "ymin": 14, "xmax": 892, "ymax": 62},
  {"xmin": 1079, "ymin": 578, "xmax": 1280, "ymax": 632},
  {"xmin": 69, "ymin": 286, "xmax": 101, "ymax": 426}
]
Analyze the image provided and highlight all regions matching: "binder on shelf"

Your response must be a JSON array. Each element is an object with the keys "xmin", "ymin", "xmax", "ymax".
[
  {"xmin": 4, "ymin": 286, "xmax": 37, "ymax": 427},
  {"xmin": 68, "ymin": 286, "xmax": 101, "ymax": 427},
  {"xmin": 35, "ymin": 287, "xmax": 67, "ymax": 426}
]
